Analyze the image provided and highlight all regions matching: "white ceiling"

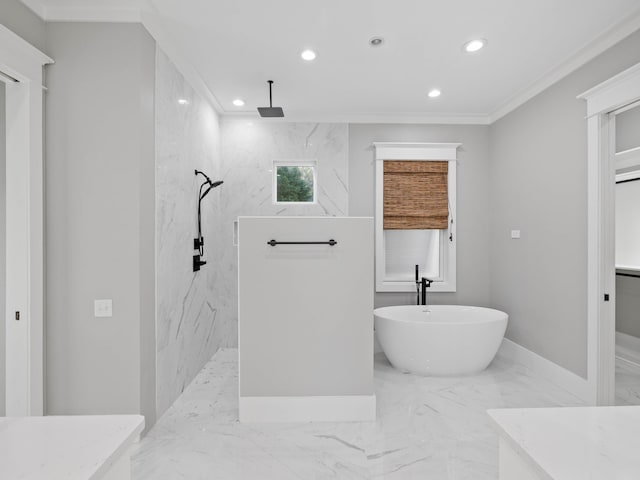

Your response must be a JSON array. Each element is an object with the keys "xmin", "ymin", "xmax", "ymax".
[{"xmin": 21, "ymin": 0, "xmax": 640, "ymax": 123}]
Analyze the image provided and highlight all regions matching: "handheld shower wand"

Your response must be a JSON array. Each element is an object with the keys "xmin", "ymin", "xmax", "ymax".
[{"xmin": 194, "ymin": 170, "xmax": 223, "ymax": 271}]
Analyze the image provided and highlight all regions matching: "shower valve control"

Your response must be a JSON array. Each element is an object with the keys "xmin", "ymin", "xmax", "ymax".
[{"xmin": 193, "ymin": 255, "xmax": 207, "ymax": 272}]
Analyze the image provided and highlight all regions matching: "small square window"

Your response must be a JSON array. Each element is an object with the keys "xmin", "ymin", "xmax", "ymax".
[{"xmin": 274, "ymin": 163, "xmax": 316, "ymax": 203}]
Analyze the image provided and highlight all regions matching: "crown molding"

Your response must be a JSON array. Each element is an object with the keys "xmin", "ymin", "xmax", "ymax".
[
  {"xmin": 141, "ymin": 9, "xmax": 224, "ymax": 115},
  {"xmin": 488, "ymin": 6, "xmax": 640, "ymax": 123},
  {"xmin": 20, "ymin": 1, "xmax": 640, "ymax": 125},
  {"xmin": 20, "ymin": 0, "xmax": 143, "ymax": 22},
  {"xmin": 221, "ymin": 110, "xmax": 491, "ymax": 125},
  {"xmin": 20, "ymin": 0, "xmax": 46, "ymax": 19}
]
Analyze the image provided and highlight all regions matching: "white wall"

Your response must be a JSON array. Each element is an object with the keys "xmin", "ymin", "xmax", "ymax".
[
  {"xmin": 155, "ymin": 48, "xmax": 223, "ymax": 419},
  {"xmin": 44, "ymin": 23, "xmax": 156, "ymax": 425},
  {"xmin": 348, "ymin": 124, "xmax": 492, "ymax": 309},
  {"xmin": 218, "ymin": 120, "xmax": 349, "ymax": 348},
  {"xmin": 0, "ymin": 82, "xmax": 5, "ymax": 416},
  {"xmin": 489, "ymin": 30, "xmax": 640, "ymax": 378}
]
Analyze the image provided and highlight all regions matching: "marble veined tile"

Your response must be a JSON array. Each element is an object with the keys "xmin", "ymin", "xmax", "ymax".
[
  {"xmin": 155, "ymin": 47, "xmax": 224, "ymax": 419},
  {"xmin": 132, "ymin": 349, "xmax": 584, "ymax": 479},
  {"xmin": 215, "ymin": 120, "xmax": 350, "ymax": 351}
]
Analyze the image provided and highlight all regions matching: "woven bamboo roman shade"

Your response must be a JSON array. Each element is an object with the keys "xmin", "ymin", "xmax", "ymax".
[{"xmin": 383, "ymin": 160, "xmax": 448, "ymax": 229}]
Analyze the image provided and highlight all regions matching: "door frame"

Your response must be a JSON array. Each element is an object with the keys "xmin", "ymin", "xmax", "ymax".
[
  {"xmin": 579, "ymin": 62, "xmax": 640, "ymax": 405},
  {"xmin": 1, "ymin": 25, "xmax": 52, "ymax": 416}
]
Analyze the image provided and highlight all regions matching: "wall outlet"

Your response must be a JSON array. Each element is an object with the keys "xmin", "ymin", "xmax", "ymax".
[
  {"xmin": 511, "ymin": 230, "xmax": 521, "ymax": 239},
  {"xmin": 94, "ymin": 299, "xmax": 113, "ymax": 318}
]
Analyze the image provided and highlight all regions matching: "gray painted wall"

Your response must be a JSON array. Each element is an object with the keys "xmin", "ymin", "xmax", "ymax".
[
  {"xmin": 218, "ymin": 121, "xmax": 349, "ymax": 348},
  {"xmin": 616, "ymin": 105, "xmax": 640, "ymax": 153},
  {"xmin": 349, "ymin": 124, "xmax": 492, "ymax": 309},
  {"xmin": 0, "ymin": 0, "xmax": 47, "ymax": 54},
  {"xmin": 489, "ymin": 30, "xmax": 640, "ymax": 378},
  {"xmin": 44, "ymin": 24, "xmax": 156, "ymax": 426},
  {"xmin": 0, "ymin": 82, "xmax": 5, "ymax": 416},
  {"xmin": 239, "ymin": 217, "xmax": 373, "ymax": 397}
]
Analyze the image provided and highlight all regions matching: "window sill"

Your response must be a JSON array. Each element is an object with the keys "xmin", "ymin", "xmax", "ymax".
[{"xmin": 376, "ymin": 280, "xmax": 456, "ymax": 293}]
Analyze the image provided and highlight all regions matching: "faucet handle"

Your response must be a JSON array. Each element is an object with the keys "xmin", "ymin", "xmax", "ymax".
[{"xmin": 421, "ymin": 277, "xmax": 433, "ymax": 288}]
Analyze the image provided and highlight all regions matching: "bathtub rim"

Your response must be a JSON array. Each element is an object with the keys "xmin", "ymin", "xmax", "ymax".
[{"xmin": 374, "ymin": 304, "xmax": 508, "ymax": 326}]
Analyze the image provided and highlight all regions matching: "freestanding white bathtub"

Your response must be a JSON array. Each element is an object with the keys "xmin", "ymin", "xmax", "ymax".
[{"xmin": 374, "ymin": 305, "xmax": 508, "ymax": 376}]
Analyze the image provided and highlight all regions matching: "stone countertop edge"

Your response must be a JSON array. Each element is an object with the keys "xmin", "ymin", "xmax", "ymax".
[
  {"xmin": 487, "ymin": 408, "xmax": 555, "ymax": 480},
  {"xmin": 90, "ymin": 415, "xmax": 145, "ymax": 480}
]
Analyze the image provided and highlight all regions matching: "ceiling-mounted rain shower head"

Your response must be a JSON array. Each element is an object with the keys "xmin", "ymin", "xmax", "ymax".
[{"xmin": 257, "ymin": 80, "xmax": 284, "ymax": 118}]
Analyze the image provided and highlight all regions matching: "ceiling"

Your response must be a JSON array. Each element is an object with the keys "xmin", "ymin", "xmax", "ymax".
[{"xmin": 21, "ymin": 0, "xmax": 640, "ymax": 123}]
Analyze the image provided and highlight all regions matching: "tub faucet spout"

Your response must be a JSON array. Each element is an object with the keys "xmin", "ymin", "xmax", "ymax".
[
  {"xmin": 414, "ymin": 265, "xmax": 432, "ymax": 306},
  {"xmin": 420, "ymin": 277, "xmax": 432, "ymax": 306}
]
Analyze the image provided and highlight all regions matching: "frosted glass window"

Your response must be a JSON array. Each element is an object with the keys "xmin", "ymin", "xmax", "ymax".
[{"xmin": 384, "ymin": 229, "xmax": 441, "ymax": 281}]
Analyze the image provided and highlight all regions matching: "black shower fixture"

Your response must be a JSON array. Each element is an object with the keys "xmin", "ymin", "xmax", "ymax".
[
  {"xmin": 257, "ymin": 80, "xmax": 284, "ymax": 118},
  {"xmin": 194, "ymin": 169, "xmax": 223, "ymax": 272}
]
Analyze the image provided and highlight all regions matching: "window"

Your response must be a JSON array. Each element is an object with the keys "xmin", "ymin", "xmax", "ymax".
[
  {"xmin": 384, "ymin": 229, "xmax": 442, "ymax": 281},
  {"xmin": 273, "ymin": 161, "xmax": 316, "ymax": 204},
  {"xmin": 373, "ymin": 143, "xmax": 460, "ymax": 293}
]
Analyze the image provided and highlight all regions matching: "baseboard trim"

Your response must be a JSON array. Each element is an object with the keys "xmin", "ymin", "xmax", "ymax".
[
  {"xmin": 239, "ymin": 394, "xmax": 376, "ymax": 423},
  {"xmin": 498, "ymin": 338, "xmax": 589, "ymax": 401},
  {"xmin": 616, "ymin": 331, "xmax": 640, "ymax": 366}
]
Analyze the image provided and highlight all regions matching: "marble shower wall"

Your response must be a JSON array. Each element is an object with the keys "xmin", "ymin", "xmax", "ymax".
[
  {"xmin": 218, "ymin": 120, "xmax": 349, "ymax": 347},
  {"xmin": 155, "ymin": 48, "xmax": 223, "ymax": 418}
]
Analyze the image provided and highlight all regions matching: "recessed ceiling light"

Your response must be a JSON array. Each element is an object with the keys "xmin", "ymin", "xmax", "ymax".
[
  {"xmin": 427, "ymin": 89, "xmax": 441, "ymax": 98},
  {"xmin": 369, "ymin": 36, "xmax": 384, "ymax": 47},
  {"xmin": 178, "ymin": 98, "xmax": 189, "ymax": 105},
  {"xmin": 301, "ymin": 49, "xmax": 317, "ymax": 61},
  {"xmin": 232, "ymin": 98, "xmax": 245, "ymax": 107},
  {"xmin": 463, "ymin": 38, "xmax": 487, "ymax": 53}
]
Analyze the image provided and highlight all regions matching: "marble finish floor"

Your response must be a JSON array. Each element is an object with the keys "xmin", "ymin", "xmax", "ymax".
[
  {"xmin": 132, "ymin": 349, "xmax": 584, "ymax": 480},
  {"xmin": 615, "ymin": 357, "xmax": 640, "ymax": 405}
]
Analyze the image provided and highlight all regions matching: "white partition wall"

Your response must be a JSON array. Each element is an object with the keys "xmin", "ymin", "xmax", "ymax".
[{"xmin": 238, "ymin": 216, "xmax": 375, "ymax": 422}]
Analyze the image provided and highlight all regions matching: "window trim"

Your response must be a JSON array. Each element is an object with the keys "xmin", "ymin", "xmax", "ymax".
[
  {"xmin": 373, "ymin": 143, "xmax": 460, "ymax": 293},
  {"xmin": 272, "ymin": 160, "xmax": 318, "ymax": 205}
]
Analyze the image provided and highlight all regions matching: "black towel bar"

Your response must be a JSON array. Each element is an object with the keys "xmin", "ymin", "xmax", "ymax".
[{"xmin": 267, "ymin": 239, "xmax": 337, "ymax": 247}]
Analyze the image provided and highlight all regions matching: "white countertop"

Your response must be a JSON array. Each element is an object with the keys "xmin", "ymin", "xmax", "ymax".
[
  {"xmin": 0, "ymin": 415, "xmax": 144, "ymax": 480},
  {"xmin": 488, "ymin": 406, "xmax": 640, "ymax": 480}
]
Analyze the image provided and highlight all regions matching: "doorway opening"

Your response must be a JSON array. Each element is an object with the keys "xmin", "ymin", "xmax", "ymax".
[
  {"xmin": 580, "ymin": 62, "xmax": 640, "ymax": 405},
  {"xmin": 612, "ymin": 103, "xmax": 640, "ymax": 405}
]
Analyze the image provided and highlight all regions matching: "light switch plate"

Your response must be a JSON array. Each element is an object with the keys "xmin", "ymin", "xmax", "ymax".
[
  {"xmin": 511, "ymin": 230, "xmax": 521, "ymax": 239},
  {"xmin": 94, "ymin": 299, "xmax": 113, "ymax": 317}
]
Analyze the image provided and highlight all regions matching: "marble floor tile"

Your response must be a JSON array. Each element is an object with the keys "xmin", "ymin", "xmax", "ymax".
[
  {"xmin": 132, "ymin": 349, "xmax": 585, "ymax": 480},
  {"xmin": 615, "ymin": 357, "xmax": 640, "ymax": 406}
]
